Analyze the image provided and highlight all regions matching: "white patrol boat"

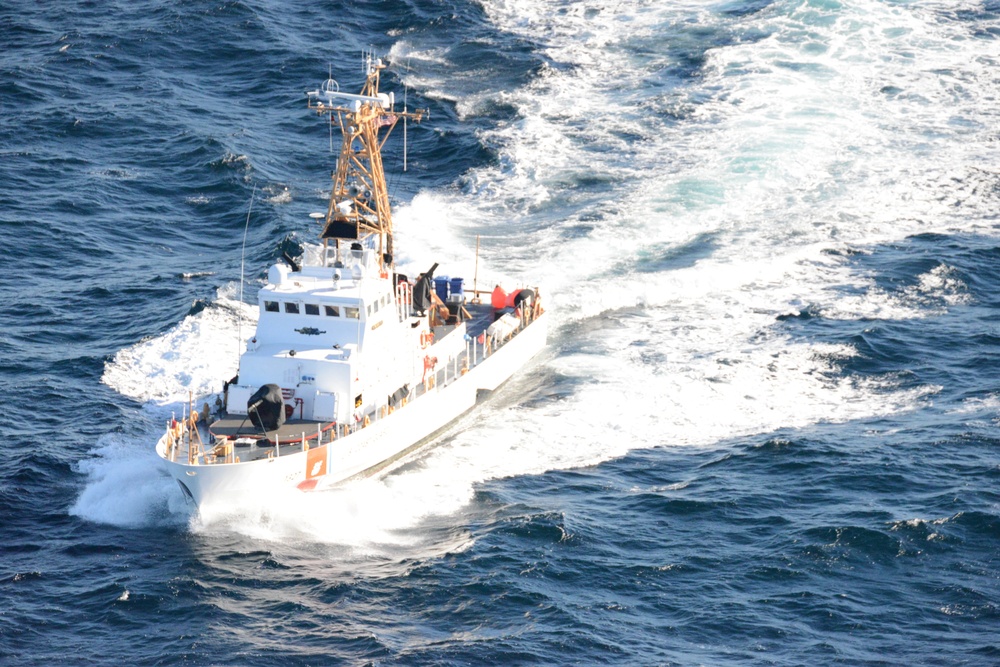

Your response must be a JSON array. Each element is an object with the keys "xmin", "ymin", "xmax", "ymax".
[{"xmin": 156, "ymin": 56, "xmax": 547, "ymax": 512}]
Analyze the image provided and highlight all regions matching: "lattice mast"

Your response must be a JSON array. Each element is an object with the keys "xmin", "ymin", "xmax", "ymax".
[{"xmin": 307, "ymin": 55, "xmax": 425, "ymax": 274}]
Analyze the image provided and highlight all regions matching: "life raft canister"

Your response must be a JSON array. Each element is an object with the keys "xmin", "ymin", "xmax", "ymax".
[
  {"xmin": 491, "ymin": 285, "xmax": 507, "ymax": 309},
  {"xmin": 505, "ymin": 288, "xmax": 534, "ymax": 309}
]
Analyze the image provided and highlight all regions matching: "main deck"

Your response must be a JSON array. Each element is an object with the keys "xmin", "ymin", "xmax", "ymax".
[{"xmin": 199, "ymin": 299, "xmax": 521, "ymax": 457}]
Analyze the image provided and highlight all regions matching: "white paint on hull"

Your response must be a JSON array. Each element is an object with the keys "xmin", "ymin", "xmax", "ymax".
[{"xmin": 158, "ymin": 312, "xmax": 548, "ymax": 512}]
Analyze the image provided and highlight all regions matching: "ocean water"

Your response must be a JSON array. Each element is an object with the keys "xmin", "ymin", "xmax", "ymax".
[{"xmin": 2, "ymin": 0, "xmax": 999, "ymax": 663}]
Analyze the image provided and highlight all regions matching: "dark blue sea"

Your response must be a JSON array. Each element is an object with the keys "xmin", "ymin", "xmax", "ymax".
[{"xmin": 2, "ymin": 0, "xmax": 999, "ymax": 664}]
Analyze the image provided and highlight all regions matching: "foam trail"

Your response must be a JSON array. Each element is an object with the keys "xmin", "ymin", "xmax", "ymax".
[
  {"xmin": 387, "ymin": 0, "xmax": 997, "ymax": 453},
  {"xmin": 103, "ymin": 290, "xmax": 255, "ymax": 405},
  {"xmin": 76, "ymin": 289, "xmax": 255, "ymax": 528},
  {"xmin": 70, "ymin": 430, "xmax": 191, "ymax": 528}
]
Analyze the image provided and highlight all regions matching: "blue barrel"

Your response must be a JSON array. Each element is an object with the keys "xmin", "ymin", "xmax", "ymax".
[
  {"xmin": 434, "ymin": 275, "xmax": 450, "ymax": 302},
  {"xmin": 450, "ymin": 277, "xmax": 465, "ymax": 302}
]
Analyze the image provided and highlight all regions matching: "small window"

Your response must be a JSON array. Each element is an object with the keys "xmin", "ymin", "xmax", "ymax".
[
  {"xmin": 373, "ymin": 300, "xmax": 380, "ymax": 313},
  {"xmin": 305, "ymin": 304, "xmax": 320, "ymax": 316},
  {"xmin": 285, "ymin": 302, "xmax": 300, "ymax": 314},
  {"xmin": 345, "ymin": 307, "xmax": 360, "ymax": 319},
  {"xmin": 264, "ymin": 301, "xmax": 279, "ymax": 312},
  {"xmin": 324, "ymin": 305, "xmax": 340, "ymax": 317}
]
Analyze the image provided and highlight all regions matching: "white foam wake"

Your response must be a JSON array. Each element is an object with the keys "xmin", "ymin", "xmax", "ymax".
[
  {"xmin": 102, "ymin": 292, "xmax": 255, "ymax": 405},
  {"xmin": 72, "ymin": 288, "xmax": 253, "ymax": 527}
]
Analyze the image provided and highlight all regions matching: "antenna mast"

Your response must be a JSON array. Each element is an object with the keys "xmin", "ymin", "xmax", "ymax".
[
  {"xmin": 306, "ymin": 55, "xmax": 426, "ymax": 274},
  {"xmin": 403, "ymin": 84, "xmax": 408, "ymax": 172},
  {"xmin": 238, "ymin": 184, "xmax": 256, "ymax": 368}
]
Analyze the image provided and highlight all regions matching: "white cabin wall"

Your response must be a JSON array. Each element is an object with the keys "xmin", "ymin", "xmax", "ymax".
[
  {"xmin": 254, "ymin": 310, "xmax": 366, "ymax": 348},
  {"xmin": 353, "ymin": 311, "xmax": 420, "ymax": 416}
]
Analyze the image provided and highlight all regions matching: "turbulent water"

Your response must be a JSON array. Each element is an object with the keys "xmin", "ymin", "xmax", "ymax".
[{"xmin": 2, "ymin": 0, "xmax": 999, "ymax": 664}]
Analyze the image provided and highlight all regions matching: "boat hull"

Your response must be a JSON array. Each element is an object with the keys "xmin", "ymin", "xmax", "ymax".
[{"xmin": 157, "ymin": 312, "xmax": 548, "ymax": 512}]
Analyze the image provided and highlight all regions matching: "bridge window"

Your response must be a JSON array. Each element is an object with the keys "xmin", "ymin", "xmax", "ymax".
[
  {"xmin": 264, "ymin": 301, "xmax": 279, "ymax": 312},
  {"xmin": 345, "ymin": 307, "xmax": 360, "ymax": 319},
  {"xmin": 324, "ymin": 305, "xmax": 341, "ymax": 317},
  {"xmin": 285, "ymin": 302, "xmax": 300, "ymax": 314},
  {"xmin": 305, "ymin": 304, "xmax": 320, "ymax": 315}
]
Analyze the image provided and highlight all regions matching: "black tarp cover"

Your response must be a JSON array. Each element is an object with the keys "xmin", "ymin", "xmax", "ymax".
[{"xmin": 247, "ymin": 384, "xmax": 285, "ymax": 432}]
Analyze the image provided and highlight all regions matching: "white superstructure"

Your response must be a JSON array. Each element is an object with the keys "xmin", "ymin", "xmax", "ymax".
[{"xmin": 226, "ymin": 248, "xmax": 420, "ymax": 427}]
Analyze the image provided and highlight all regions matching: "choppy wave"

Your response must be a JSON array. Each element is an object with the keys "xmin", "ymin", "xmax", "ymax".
[{"xmin": 4, "ymin": 0, "xmax": 999, "ymax": 663}]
